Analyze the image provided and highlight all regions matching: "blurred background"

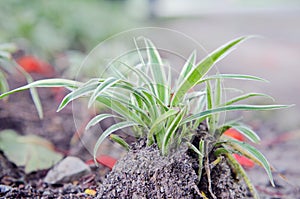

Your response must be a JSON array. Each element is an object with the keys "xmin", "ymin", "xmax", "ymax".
[
  {"xmin": 0, "ymin": 0, "xmax": 299, "ymax": 128},
  {"xmin": 1, "ymin": 0, "xmax": 299, "ymax": 130},
  {"xmin": 1, "ymin": 0, "xmax": 300, "ymax": 190},
  {"xmin": 0, "ymin": 0, "xmax": 300, "ymax": 112}
]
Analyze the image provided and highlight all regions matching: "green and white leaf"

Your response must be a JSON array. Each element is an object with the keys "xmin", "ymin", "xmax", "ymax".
[
  {"xmin": 0, "ymin": 70, "xmax": 9, "ymax": 94},
  {"xmin": 93, "ymin": 121, "xmax": 138, "ymax": 163},
  {"xmin": 109, "ymin": 134, "xmax": 130, "ymax": 151},
  {"xmin": 197, "ymin": 74, "xmax": 268, "ymax": 84},
  {"xmin": 0, "ymin": 78, "xmax": 81, "ymax": 99},
  {"xmin": 177, "ymin": 51, "xmax": 196, "ymax": 85},
  {"xmin": 182, "ymin": 104, "xmax": 290, "ymax": 125},
  {"xmin": 227, "ymin": 139, "xmax": 274, "ymax": 186},
  {"xmin": 162, "ymin": 108, "xmax": 186, "ymax": 155},
  {"xmin": 222, "ymin": 123, "xmax": 261, "ymax": 143},
  {"xmin": 148, "ymin": 108, "xmax": 179, "ymax": 145},
  {"xmin": 172, "ymin": 36, "xmax": 251, "ymax": 106},
  {"xmin": 86, "ymin": 113, "xmax": 123, "ymax": 130},
  {"xmin": 223, "ymin": 93, "xmax": 274, "ymax": 106},
  {"xmin": 58, "ymin": 79, "xmax": 100, "ymax": 111},
  {"xmin": 88, "ymin": 77, "xmax": 120, "ymax": 107},
  {"xmin": 145, "ymin": 38, "xmax": 168, "ymax": 104}
]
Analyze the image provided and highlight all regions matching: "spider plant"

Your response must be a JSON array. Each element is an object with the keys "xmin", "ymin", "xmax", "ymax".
[
  {"xmin": 0, "ymin": 36, "xmax": 290, "ymax": 198},
  {"xmin": 0, "ymin": 43, "xmax": 43, "ymax": 118}
]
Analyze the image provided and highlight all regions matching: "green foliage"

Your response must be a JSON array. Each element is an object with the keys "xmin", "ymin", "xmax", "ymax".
[
  {"xmin": 0, "ymin": 0, "xmax": 139, "ymax": 58},
  {"xmin": 0, "ymin": 37, "xmax": 291, "ymax": 195},
  {"xmin": 0, "ymin": 42, "xmax": 43, "ymax": 118},
  {"xmin": 0, "ymin": 130, "xmax": 63, "ymax": 173}
]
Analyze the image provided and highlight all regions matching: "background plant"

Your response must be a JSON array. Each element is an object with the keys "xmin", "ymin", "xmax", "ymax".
[
  {"xmin": 0, "ymin": 0, "xmax": 138, "ymax": 58},
  {"xmin": 0, "ymin": 36, "xmax": 289, "ymax": 198},
  {"xmin": 0, "ymin": 42, "xmax": 43, "ymax": 118}
]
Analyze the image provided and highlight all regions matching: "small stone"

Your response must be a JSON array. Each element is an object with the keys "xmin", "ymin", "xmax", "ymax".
[
  {"xmin": 44, "ymin": 156, "xmax": 91, "ymax": 184},
  {"xmin": 160, "ymin": 187, "xmax": 164, "ymax": 193},
  {"xmin": 42, "ymin": 190, "xmax": 51, "ymax": 196},
  {"xmin": 0, "ymin": 184, "xmax": 12, "ymax": 196}
]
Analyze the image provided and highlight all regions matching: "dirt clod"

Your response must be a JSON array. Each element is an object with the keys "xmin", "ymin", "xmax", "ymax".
[{"xmin": 97, "ymin": 139, "xmax": 199, "ymax": 198}]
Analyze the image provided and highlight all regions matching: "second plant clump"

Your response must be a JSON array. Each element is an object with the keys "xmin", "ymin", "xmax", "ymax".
[{"xmin": 0, "ymin": 36, "xmax": 289, "ymax": 198}]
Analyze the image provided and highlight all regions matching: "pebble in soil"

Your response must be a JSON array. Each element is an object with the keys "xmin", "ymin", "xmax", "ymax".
[{"xmin": 44, "ymin": 156, "xmax": 91, "ymax": 184}]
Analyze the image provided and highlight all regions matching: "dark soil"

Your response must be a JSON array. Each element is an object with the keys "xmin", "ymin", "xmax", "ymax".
[{"xmin": 1, "ymin": 149, "xmax": 107, "ymax": 198}]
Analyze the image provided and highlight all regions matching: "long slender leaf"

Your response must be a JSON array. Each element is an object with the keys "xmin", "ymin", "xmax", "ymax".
[
  {"xmin": 225, "ymin": 152, "xmax": 259, "ymax": 199},
  {"xmin": 222, "ymin": 123, "xmax": 261, "ymax": 143},
  {"xmin": 140, "ymin": 88, "xmax": 169, "ymax": 111},
  {"xmin": 148, "ymin": 109, "xmax": 179, "ymax": 145},
  {"xmin": 186, "ymin": 91, "xmax": 206, "ymax": 102},
  {"xmin": 110, "ymin": 63, "xmax": 127, "ymax": 80},
  {"xmin": 88, "ymin": 77, "xmax": 120, "ymax": 108},
  {"xmin": 85, "ymin": 113, "xmax": 123, "ymax": 130},
  {"xmin": 109, "ymin": 134, "xmax": 130, "ymax": 151},
  {"xmin": 223, "ymin": 93, "xmax": 274, "ymax": 106},
  {"xmin": 116, "ymin": 60, "xmax": 155, "ymax": 95},
  {"xmin": 197, "ymin": 74, "xmax": 268, "ymax": 84},
  {"xmin": 206, "ymin": 81, "xmax": 214, "ymax": 133},
  {"xmin": 58, "ymin": 79, "xmax": 100, "ymax": 111},
  {"xmin": 28, "ymin": 78, "xmax": 44, "ymax": 119},
  {"xmin": 215, "ymin": 78, "xmax": 222, "ymax": 107},
  {"xmin": 162, "ymin": 108, "xmax": 186, "ymax": 155},
  {"xmin": 0, "ymin": 78, "xmax": 81, "ymax": 99},
  {"xmin": 215, "ymin": 78, "xmax": 223, "ymax": 120},
  {"xmin": 182, "ymin": 104, "xmax": 291, "ymax": 125},
  {"xmin": 133, "ymin": 37, "xmax": 146, "ymax": 67},
  {"xmin": 15, "ymin": 62, "xmax": 44, "ymax": 119},
  {"xmin": 113, "ymin": 82, "xmax": 153, "ymax": 110},
  {"xmin": 0, "ymin": 70, "xmax": 9, "ymax": 94},
  {"xmin": 102, "ymin": 92, "xmax": 150, "ymax": 125},
  {"xmin": 0, "ymin": 43, "xmax": 17, "ymax": 53},
  {"xmin": 95, "ymin": 95, "xmax": 149, "ymax": 127},
  {"xmin": 177, "ymin": 51, "xmax": 196, "ymax": 85},
  {"xmin": 172, "ymin": 36, "xmax": 251, "ymax": 106},
  {"xmin": 93, "ymin": 121, "xmax": 138, "ymax": 164},
  {"xmin": 145, "ymin": 38, "xmax": 168, "ymax": 104},
  {"xmin": 227, "ymin": 139, "xmax": 274, "ymax": 186}
]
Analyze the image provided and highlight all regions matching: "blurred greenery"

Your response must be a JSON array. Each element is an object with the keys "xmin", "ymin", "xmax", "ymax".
[{"xmin": 0, "ymin": 0, "xmax": 142, "ymax": 59}]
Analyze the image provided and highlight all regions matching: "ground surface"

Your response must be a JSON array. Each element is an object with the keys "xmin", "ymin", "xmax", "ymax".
[{"xmin": 0, "ymin": 77, "xmax": 299, "ymax": 198}]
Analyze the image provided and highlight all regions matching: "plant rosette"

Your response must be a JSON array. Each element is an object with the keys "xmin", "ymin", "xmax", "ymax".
[{"xmin": 0, "ymin": 36, "xmax": 290, "ymax": 199}]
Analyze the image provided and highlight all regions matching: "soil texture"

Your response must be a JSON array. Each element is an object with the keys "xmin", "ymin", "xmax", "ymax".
[{"xmin": 97, "ymin": 138, "xmax": 248, "ymax": 199}]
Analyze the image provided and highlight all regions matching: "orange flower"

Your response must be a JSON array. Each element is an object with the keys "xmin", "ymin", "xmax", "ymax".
[
  {"xmin": 224, "ymin": 128, "xmax": 255, "ymax": 168},
  {"xmin": 17, "ymin": 55, "xmax": 54, "ymax": 76},
  {"xmin": 233, "ymin": 154, "xmax": 255, "ymax": 168},
  {"xmin": 86, "ymin": 155, "xmax": 117, "ymax": 170},
  {"xmin": 223, "ymin": 128, "xmax": 245, "ymax": 141}
]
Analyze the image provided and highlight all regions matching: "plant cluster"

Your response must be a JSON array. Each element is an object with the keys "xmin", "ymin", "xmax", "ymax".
[{"xmin": 0, "ymin": 36, "xmax": 289, "ymax": 198}]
